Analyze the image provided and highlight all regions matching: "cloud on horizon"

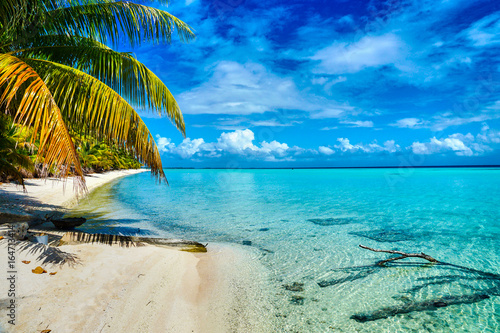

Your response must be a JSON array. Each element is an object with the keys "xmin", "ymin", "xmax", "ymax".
[{"xmin": 156, "ymin": 125, "xmax": 500, "ymax": 165}]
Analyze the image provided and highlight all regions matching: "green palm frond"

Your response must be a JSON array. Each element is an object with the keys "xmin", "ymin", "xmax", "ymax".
[
  {"xmin": 43, "ymin": 0, "xmax": 173, "ymax": 11},
  {"xmin": 1, "ymin": 146, "xmax": 34, "ymax": 172},
  {"xmin": 45, "ymin": 1, "xmax": 195, "ymax": 48},
  {"xmin": 0, "ymin": 109, "xmax": 35, "ymax": 188},
  {"xmin": 12, "ymin": 36, "xmax": 185, "ymax": 134},
  {"xmin": 0, "ymin": 119, "xmax": 33, "ymax": 187},
  {"xmin": 0, "ymin": 0, "xmax": 31, "ymax": 47},
  {"xmin": 0, "ymin": 53, "xmax": 85, "ymax": 190},
  {"xmin": 25, "ymin": 58, "xmax": 166, "ymax": 181},
  {"xmin": 0, "ymin": 0, "xmax": 22, "ymax": 26},
  {"xmin": 0, "ymin": 157, "xmax": 26, "ymax": 186},
  {"xmin": 0, "ymin": 0, "xmax": 23, "ymax": 18}
]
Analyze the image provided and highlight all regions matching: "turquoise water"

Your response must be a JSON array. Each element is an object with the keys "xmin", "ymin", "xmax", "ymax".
[{"xmin": 71, "ymin": 168, "xmax": 500, "ymax": 332}]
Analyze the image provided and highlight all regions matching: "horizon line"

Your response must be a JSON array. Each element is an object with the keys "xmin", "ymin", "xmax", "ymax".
[{"xmin": 161, "ymin": 165, "xmax": 500, "ymax": 170}]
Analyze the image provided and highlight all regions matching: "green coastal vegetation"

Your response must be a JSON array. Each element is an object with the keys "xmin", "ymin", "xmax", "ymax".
[
  {"xmin": 0, "ymin": 114, "xmax": 142, "ymax": 187},
  {"xmin": 0, "ymin": 0, "xmax": 194, "ymax": 190}
]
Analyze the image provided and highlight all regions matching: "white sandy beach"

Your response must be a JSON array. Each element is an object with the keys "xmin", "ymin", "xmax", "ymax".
[
  {"xmin": 0, "ymin": 169, "xmax": 148, "ymax": 222},
  {"xmin": 0, "ymin": 170, "xmax": 274, "ymax": 332}
]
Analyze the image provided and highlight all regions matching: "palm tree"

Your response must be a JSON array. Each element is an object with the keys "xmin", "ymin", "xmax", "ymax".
[
  {"xmin": 0, "ymin": 0, "xmax": 194, "ymax": 192},
  {"xmin": 0, "ymin": 115, "xmax": 34, "ymax": 187}
]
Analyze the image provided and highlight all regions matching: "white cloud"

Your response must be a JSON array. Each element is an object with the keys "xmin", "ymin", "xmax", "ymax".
[
  {"xmin": 411, "ymin": 134, "xmax": 475, "ymax": 156},
  {"xmin": 485, "ymin": 131, "xmax": 500, "ymax": 143},
  {"xmin": 318, "ymin": 146, "xmax": 335, "ymax": 155},
  {"xmin": 465, "ymin": 12, "xmax": 500, "ymax": 47},
  {"xmin": 310, "ymin": 105, "xmax": 358, "ymax": 119},
  {"xmin": 177, "ymin": 61, "xmax": 311, "ymax": 115},
  {"xmin": 410, "ymin": 142, "xmax": 429, "ymax": 154},
  {"xmin": 155, "ymin": 135, "xmax": 174, "ymax": 153},
  {"xmin": 156, "ymin": 129, "xmax": 297, "ymax": 162},
  {"xmin": 431, "ymin": 113, "xmax": 500, "ymax": 131},
  {"xmin": 335, "ymin": 138, "xmax": 355, "ymax": 152},
  {"xmin": 302, "ymin": 1, "xmax": 499, "ymax": 88},
  {"xmin": 312, "ymin": 76, "xmax": 348, "ymax": 93},
  {"xmin": 157, "ymin": 130, "xmax": 403, "ymax": 162},
  {"xmin": 477, "ymin": 123, "xmax": 500, "ymax": 144},
  {"xmin": 441, "ymin": 138, "xmax": 474, "ymax": 156},
  {"xmin": 340, "ymin": 120, "xmax": 374, "ymax": 128},
  {"xmin": 217, "ymin": 129, "xmax": 258, "ymax": 154},
  {"xmin": 249, "ymin": 120, "xmax": 296, "ymax": 127},
  {"xmin": 175, "ymin": 138, "xmax": 208, "ymax": 159},
  {"xmin": 383, "ymin": 140, "xmax": 399, "ymax": 153},
  {"xmin": 334, "ymin": 138, "xmax": 399, "ymax": 153},
  {"xmin": 311, "ymin": 34, "xmax": 406, "ymax": 74},
  {"xmin": 260, "ymin": 141, "xmax": 290, "ymax": 158},
  {"xmin": 155, "ymin": 125, "xmax": 499, "ymax": 163},
  {"xmin": 409, "ymin": 124, "xmax": 500, "ymax": 157},
  {"xmin": 155, "ymin": 135, "xmax": 213, "ymax": 159},
  {"xmin": 177, "ymin": 61, "xmax": 371, "ymax": 127},
  {"xmin": 390, "ymin": 101, "xmax": 500, "ymax": 131},
  {"xmin": 311, "ymin": 77, "xmax": 328, "ymax": 85},
  {"xmin": 390, "ymin": 118, "xmax": 427, "ymax": 129}
]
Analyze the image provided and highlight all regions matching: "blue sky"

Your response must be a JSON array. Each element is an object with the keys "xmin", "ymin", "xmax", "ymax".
[{"xmin": 128, "ymin": 0, "xmax": 500, "ymax": 167}]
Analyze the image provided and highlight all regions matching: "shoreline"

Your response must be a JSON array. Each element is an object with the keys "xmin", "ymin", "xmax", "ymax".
[
  {"xmin": 0, "ymin": 169, "xmax": 148, "ymax": 225},
  {"xmin": 0, "ymin": 170, "xmax": 275, "ymax": 332}
]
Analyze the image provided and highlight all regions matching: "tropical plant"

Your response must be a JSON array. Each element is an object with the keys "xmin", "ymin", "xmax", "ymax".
[
  {"xmin": 74, "ymin": 136, "xmax": 143, "ymax": 173},
  {"xmin": 0, "ymin": 115, "xmax": 34, "ymax": 187},
  {"xmin": 0, "ymin": 0, "xmax": 194, "ymax": 192}
]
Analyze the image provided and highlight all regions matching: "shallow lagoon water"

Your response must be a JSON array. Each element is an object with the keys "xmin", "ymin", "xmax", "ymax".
[{"xmin": 70, "ymin": 168, "xmax": 500, "ymax": 332}]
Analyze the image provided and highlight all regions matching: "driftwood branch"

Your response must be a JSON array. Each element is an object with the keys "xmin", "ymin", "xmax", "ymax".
[{"xmin": 359, "ymin": 245, "xmax": 439, "ymax": 265}]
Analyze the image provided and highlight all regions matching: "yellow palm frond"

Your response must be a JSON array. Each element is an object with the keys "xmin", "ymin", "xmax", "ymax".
[
  {"xmin": 12, "ymin": 35, "xmax": 185, "ymax": 134},
  {"xmin": 0, "ymin": 53, "xmax": 85, "ymax": 191},
  {"xmin": 25, "ymin": 58, "xmax": 166, "ymax": 181}
]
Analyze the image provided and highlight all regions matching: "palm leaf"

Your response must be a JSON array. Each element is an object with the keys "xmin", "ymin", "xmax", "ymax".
[
  {"xmin": 0, "ymin": 0, "xmax": 31, "ymax": 48},
  {"xmin": 12, "ymin": 35, "xmax": 185, "ymax": 134},
  {"xmin": 0, "ymin": 53, "xmax": 85, "ymax": 191},
  {"xmin": 0, "ymin": 146, "xmax": 34, "ymax": 172},
  {"xmin": 24, "ymin": 58, "xmax": 167, "ymax": 181},
  {"xmin": 44, "ymin": 1, "xmax": 195, "ymax": 48},
  {"xmin": 0, "ymin": 157, "xmax": 27, "ymax": 187}
]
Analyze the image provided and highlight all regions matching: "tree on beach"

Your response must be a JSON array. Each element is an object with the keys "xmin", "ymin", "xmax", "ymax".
[
  {"xmin": 0, "ymin": 0, "xmax": 194, "ymax": 191},
  {"xmin": 0, "ymin": 115, "xmax": 34, "ymax": 187}
]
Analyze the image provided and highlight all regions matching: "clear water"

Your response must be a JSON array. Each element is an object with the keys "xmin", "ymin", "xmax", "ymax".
[{"xmin": 70, "ymin": 168, "xmax": 500, "ymax": 332}]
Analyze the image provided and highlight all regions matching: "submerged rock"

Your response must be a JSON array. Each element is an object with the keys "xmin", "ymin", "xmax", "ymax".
[
  {"xmin": 308, "ymin": 217, "xmax": 355, "ymax": 226},
  {"xmin": 283, "ymin": 282, "xmax": 304, "ymax": 292},
  {"xmin": 242, "ymin": 240, "xmax": 252, "ymax": 246},
  {"xmin": 290, "ymin": 295, "xmax": 305, "ymax": 305}
]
